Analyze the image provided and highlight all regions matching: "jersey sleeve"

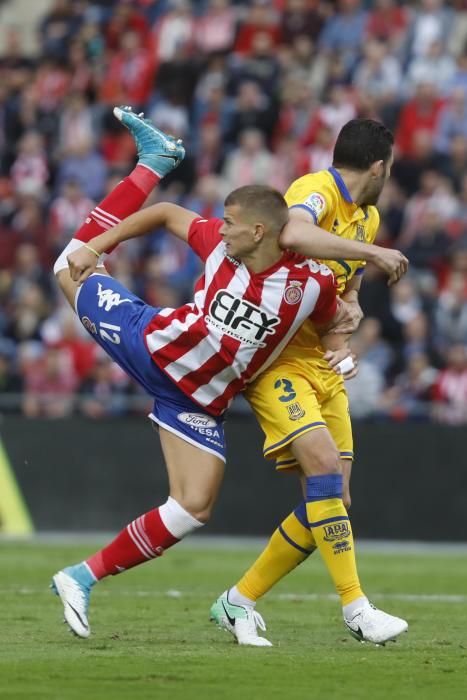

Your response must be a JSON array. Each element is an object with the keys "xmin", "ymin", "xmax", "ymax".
[
  {"xmin": 284, "ymin": 175, "xmax": 333, "ymax": 226},
  {"xmin": 309, "ymin": 270, "xmax": 338, "ymax": 324},
  {"xmin": 187, "ymin": 217, "xmax": 223, "ymax": 261}
]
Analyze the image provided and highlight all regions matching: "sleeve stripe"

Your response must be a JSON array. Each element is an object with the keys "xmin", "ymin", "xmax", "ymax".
[{"xmin": 289, "ymin": 204, "xmax": 318, "ymax": 224}]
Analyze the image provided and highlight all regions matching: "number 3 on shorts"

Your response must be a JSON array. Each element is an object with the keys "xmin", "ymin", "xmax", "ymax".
[
  {"xmin": 274, "ymin": 378, "xmax": 296, "ymax": 403},
  {"xmin": 99, "ymin": 321, "xmax": 121, "ymax": 344}
]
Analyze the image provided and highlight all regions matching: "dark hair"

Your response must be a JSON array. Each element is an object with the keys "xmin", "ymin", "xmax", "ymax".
[
  {"xmin": 225, "ymin": 185, "xmax": 289, "ymax": 235},
  {"xmin": 332, "ymin": 119, "xmax": 394, "ymax": 171}
]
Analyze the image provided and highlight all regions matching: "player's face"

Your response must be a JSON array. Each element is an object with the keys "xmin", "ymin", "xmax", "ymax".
[
  {"xmin": 362, "ymin": 151, "xmax": 394, "ymax": 205},
  {"xmin": 220, "ymin": 205, "xmax": 261, "ymax": 258}
]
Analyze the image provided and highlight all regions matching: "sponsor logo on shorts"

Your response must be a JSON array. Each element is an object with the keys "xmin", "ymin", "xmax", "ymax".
[
  {"xmin": 81, "ymin": 316, "xmax": 97, "ymax": 334},
  {"xmin": 333, "ymin": 540, "xmax": 352, "ymax": 554},
  {"xmin": 287, "ymin": 402, "xmax": 305, "ymax": 420},
  {"xmin": 177, "ymin": 412, "xmax": 222, "ymax": 444},
  {"xmin": 96, "ymin": 282, "xmax": 132, "ymax": 311},
  {"xmin": 356, "ymin": 222, "xmax": 365, "ymax": 241},
  {"xmin": 323, "ymin": 521, "xmax": 351, "ymax": 543},
  {"xmin": 177, "ymin": 412, "xmax": 217, "ymax": 428},
  {"xmin": 284, "ymin": 281, "xmax": 303, "ymax": 305}
]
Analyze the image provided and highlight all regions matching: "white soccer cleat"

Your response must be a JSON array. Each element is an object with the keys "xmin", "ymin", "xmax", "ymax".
[
  {"xmin": 344, "ymin": 602, "xmax": 408, "ymax": 645},
  {"xmin": 210, "ymin": 591, "xmax": 273, "ymax": 647},
  {"xmin": 51, "ymin": 569, "xmax": 92, "ymax": 639}
]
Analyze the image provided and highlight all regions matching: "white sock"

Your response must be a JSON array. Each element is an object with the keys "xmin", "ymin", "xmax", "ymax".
[
  {"xmin": 227, "ymin": 585, "xmax": 256, "ymax": 608},
  {"xmin": 53, "ymin": 238, "xmax": 106, "ymax": 275},
  {"xmin": 158, "ymin": 496, "xmax": 204, "ymax": 539},
  {"xmin": 343, "ymin": 595, "xmax": 368, "ymax": 620}
]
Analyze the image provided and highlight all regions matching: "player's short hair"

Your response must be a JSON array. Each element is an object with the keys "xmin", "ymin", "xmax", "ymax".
[
  {"xmin": 225, "ymin": 185, "xmax": 289, "ymax": 235},
  {"xmin": 332, "ymin": 119, "xmax": 394, "ymax": 171}
]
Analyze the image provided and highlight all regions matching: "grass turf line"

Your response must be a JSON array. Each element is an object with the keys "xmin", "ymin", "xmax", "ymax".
[{"xmin": 1, "ymin": 542, "xmax": 467, "ymax": 700}]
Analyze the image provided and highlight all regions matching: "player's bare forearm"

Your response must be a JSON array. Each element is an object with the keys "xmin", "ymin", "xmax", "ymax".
[
  {"xmin": 67, "ymin": 203, "xmax": 198, "ymax": 284},
  {"xmin": 315, "ymin": 303, "xmax": 357, "ymax": 379},
  {"xmin": 280, "ymin": 210, "xmax": 408, "ymax": 284},
  {"xmin": 87, "ymin": 203, "xmax": 198, "ymax": 254},
  {"xmin": 327, "ymin": 284, "xmax": 363, "ymax": 335}
]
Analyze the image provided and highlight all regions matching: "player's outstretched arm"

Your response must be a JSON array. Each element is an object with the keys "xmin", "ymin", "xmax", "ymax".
[
  {"xmin": 67, "ymin": 203, "xmax": 198, "ymax": 284},
  {"xmin": 280, "ymin": 209, "xmax": 408, "ymax": 286}
]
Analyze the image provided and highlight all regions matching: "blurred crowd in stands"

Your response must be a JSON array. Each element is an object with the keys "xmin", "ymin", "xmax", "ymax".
[{"xmin": 0, "ymin": 0, "xmax": 466, "ymax": 422}]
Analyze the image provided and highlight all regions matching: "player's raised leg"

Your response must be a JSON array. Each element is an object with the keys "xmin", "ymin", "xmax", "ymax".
[
  {"xmin": 52, "ymin": 428, "xmax": 224, "ymax": 638},
  {"xmin": 53, "ymin": 106, "xmax": 185, "ymax": 308}
]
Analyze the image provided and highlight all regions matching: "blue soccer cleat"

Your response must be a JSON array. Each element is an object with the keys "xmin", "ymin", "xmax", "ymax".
[
  {"xmin": 51, "ymin": 563, "xmax": 96, "ymax": 638},
  {"xmin": 113, "ymin": 105, "xmax": 185, "ymax": 177}
]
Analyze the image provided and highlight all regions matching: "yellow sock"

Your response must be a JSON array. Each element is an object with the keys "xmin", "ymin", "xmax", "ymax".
[
  {"xmin": 306, "ymin": 474, "xmax": 363, "ymax": 606},
  {"xmin": 237, "ymin": 503, "xmax": 316, "ymax": 601}
]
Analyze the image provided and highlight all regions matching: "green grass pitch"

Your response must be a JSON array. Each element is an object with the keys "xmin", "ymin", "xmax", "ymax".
[{"xmin": 1, "ymin": 539, "xmax": 467, "ymax": 700}]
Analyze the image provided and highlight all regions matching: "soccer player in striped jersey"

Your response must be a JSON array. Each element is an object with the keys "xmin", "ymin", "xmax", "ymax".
[
  {"xmin": 210, "ymin": 120, "xmax": 409, "ymax": 646},
  {"xmin": 51, "ymin": 108, "xmax": 407, "ymax": 643}
]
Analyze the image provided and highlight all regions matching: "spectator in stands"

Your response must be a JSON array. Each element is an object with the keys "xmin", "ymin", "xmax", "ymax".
[
  {"xmin": 10, "ymin": 131, "xmax": 49, "ymax": 197},
  {"xmin": 48, "ymin": 180, "xmax": 95, "ymax": 255},
  {"xmin": 319, "ymin": 0, "xmax": 367, "ymax": 77},
  {"xmin": 55, "ymin": 136, "xmax": 107, "ymax": 200},
  {"xmin": 380, "ymin": 352, "xmax": 438, "ymax": 421},
  {"xmin": 432, "ymin": 344, "xmax": 467, "ymax": 425},
  {"xmin": 352, "ymin": 39, "xmax": 402, "ymax": 108},
  {"xmin": 281, "ymin": 0, "xmax": 325, "ymax": 46},
  {"xmin": 100, "ymin": 29, "xmax": 156, "ymax": 110},
  {"xmin": 365, "ymin": 0, "xmax": 408, "ymax": 51},
  {"xmin": 395, "ymin": 79, "xmax": 445, "ymax": 160},
  {"xmin": 434, "ymin": 271, "xmax": 467, "ymax": 351},
  {"xmin": 222, "ymin": 128, "xmax": 276, "ymax": 191},
  {"xmin": 79, "ymin": 354, "xmax": 129, "ymax": 418},
  {"xmin": 404, "ymin": 0, "xmax": 454, "ymax": 61},
  {"xmin": 224, "ymin": 80, "xmax": 277, "ymax": 146},
  {"xmin": 22, "ymin": 344, "xmax": 78, "ymax": 418},
  {"xmin": 405, "ymin": 40, "xmax": 456, "ymax": 97},
  {"xmin": 435, "ymin": 87, "xmax": 467, "ymax": 155},
  {"xmin": 195, "ymin": 0, "xmax": 237, "ymax": 56},
  {"xmin": 234, "ymin": 0, "xmax": 281, "ymax": 56}
]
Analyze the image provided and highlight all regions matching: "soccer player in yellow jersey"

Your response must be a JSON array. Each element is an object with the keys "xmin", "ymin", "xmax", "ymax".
[{"xmin": 210, "ymin": 119, "xmax": 409, "ymax": 646}]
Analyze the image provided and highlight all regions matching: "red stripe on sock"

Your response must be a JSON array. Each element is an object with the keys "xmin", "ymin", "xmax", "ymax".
[
  {"xmin": 86, "ymin": 507, "xmax": 179, "ymax": 579},
  {"xmin": 73, "ymin": 171, "xmax": 158, "ymax": 253}
]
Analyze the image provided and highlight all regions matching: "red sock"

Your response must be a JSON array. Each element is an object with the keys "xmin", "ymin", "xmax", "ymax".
[
  {"xmin": 86, "ymin": 508, "xmax": 179, "ymax": 579},
  {"xmin": 74, "ymin": 165, "xmax": 161, "ymax": 254}
]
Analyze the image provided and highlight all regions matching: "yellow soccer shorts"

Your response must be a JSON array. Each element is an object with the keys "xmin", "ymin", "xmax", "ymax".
[{"xmin": 245, "ymin": 361, "xmax": 353, "ymax": 470}]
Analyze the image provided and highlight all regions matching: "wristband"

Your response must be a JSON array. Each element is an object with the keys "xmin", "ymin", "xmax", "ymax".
[
  {"xmin": 83, "ymin": 243, "xmax": 100, "ymax": 258},
  {"xmin": 336, "ymin": 356, "xmax": 355, "ymax": 374}
]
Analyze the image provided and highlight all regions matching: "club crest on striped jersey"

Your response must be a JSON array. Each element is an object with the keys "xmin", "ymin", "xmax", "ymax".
[
  {"xmin": 284, "ymin": 280, "xmax": 303, "ymax": 305},
  {"xmin": 207, "ymin": 289, "xmax": 280, "ymax": 348}
]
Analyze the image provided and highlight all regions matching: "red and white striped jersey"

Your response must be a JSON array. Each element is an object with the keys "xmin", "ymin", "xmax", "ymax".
[{"xmin": 144, "ymin": 217, "xmax": 337, "ymax": 415}]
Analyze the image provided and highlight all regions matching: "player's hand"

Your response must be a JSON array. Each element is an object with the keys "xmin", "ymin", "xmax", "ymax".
[
  {"xmin": 67, "ymin": 246, "xmax": 99, "ymax": 285},
  {"xmin": 371, "ymin": 246, "xmax": 408, "ymax": 286},
  {"xmin": 327, "ymin": 298, "xmax": 363, "ymax": 335},
  {"xmin": 324, "ymin": 347, "xmax": 358, "ymax": 380}
]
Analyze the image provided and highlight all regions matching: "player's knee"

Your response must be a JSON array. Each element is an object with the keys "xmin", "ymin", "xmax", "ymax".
[
  {"xmin": 173, "ymin": 495, "xmax": 214, "ymax": 524},
  {"xmin": 308, "ymin": 445, "xmax": 341, "ymax": 475}
]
